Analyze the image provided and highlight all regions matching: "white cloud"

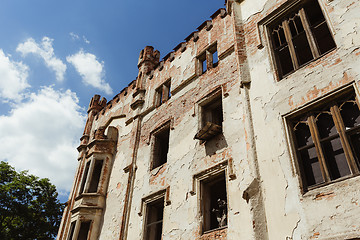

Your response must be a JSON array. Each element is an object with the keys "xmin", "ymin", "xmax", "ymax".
[
  {"xmin": 0, "ymin": 49, "xmax": 30, "ymax": 102},
  {"xmin": 0, "ymin": 86, "xmax": 86, "ymax": 192},
  {"xmin": 16, "ymin": 37, "xmax": 67, "ymax": 82},
  {"xmin": 83, "ymin": 36, "xmax": 90, "ymax": 44},
  {"xmin": 67, "ymin": 50, "xmax": 112, "ymax": 94},
  {"xmin": 70, "ymin": 32, "xmax": 90, "ymax": 44},
  {"xmin": 70, "ymin": 32, "xmax": 80, "ymax": 41}
]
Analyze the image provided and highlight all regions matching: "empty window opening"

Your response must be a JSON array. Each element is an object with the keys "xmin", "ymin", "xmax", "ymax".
[
  {"xmin": 212, "ymin": 50, "xmax": 218, "ymax": 68},
  {"xmin": 291, "ymin": 92, "xmax": 360, "ymax": 190},
  {"xmin": 203, "ymin": 96, "xmax": 223, "ymax": 127},
  {"xmin": 152, "ymin": 125, "xmax": 170, "ymax": 169},
  {"xmin": 209, "ymin": 44, "xmax": 218, "ymax": 68},
  {"xmin": 88, "ymin": 159, "xmax": 103, "ymax": 193},
  {"xmin": 269, "ymin": 0, "xmax": 336, "ymax": 78},
  {"xmin": 199, "ymin": 53, "xmax": 207, "ymax": 74},
  {"xmin": 77, "ymin": 221, "xmax": 91, "ymax": 240},
  {"xmin": 195, "ymin": 94, "xmax": 223, "ymax": 141},
  {"xmin": 79, "ymin": 161, "xmax": 90, "ymax": 194},
  {"xmin": 197, "ymin": 44, "xmax": 219, "ymax": 75},
  {"xmin": 155, "ymin": 80, "xmax": 171, "ymax": 107},
  {"xmin": 144, "ymin": 197, "xmax": 164, "ymax": 240},
  {"xmin": 67, "ymin": 221, "xmax": 76, "ymax": 240},
  {"xmin": 201, "ymin": 173, "xmax": 227, "ymax": 233}
]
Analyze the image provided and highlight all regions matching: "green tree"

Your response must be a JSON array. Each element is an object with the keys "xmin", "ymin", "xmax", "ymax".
[{"xmin": 0, "ymin": 161, "xmax": 64, "ymax": 240}]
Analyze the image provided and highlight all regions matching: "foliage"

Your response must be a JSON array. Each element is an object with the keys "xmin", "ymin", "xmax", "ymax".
[{"xmin": 0, "ymin": 161, "xmax": 64, "ymax": 240}]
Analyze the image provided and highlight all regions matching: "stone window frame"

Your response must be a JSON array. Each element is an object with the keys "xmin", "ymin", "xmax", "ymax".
[
  {"xmin": 196, "ymin": 42, "xmax": 219, "ymax": 76},
  {"xmin": 190, "ymin": 159, "xmax": 236, "ymax": 235},
  {"xmin": 67, "ymin": 219, "xmax": 93, "ymax": 240},
  {"xmin": 154, "ymin": 79, "xmax": 171, "ymax": 107},
  {"xmin": 194, "ymin": 87, "xmax": 223, "ymax": 141},
  {"xmin": 285, "ymin": 85, "xmax": 360, "ymax": 193},
  {"xmin": 258, "ymin": 0, "xmax": 336, "ymax": 80},
  {"xmin": 138, "ymin": 187, "xmax": 171, "ymax": 240},
  {"xmin": 77, "ymin": 156, "xmax": 106, "ymax": 196}
]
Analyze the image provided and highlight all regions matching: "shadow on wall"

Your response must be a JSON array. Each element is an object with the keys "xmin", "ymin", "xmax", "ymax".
[{"xmin": 205, "ymin": 133, "xmax": 228, "ymax": 156}]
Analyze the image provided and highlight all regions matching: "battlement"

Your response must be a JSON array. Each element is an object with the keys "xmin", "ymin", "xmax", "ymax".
[
  {"xmin": 88, "ymin": 94, "xmax": 107, "ymax": 113},
  {"xmin": 90, "ymin": 7, "xmax": 231, "ymax": 118},
  {"xmin": 138, "ymin": 46, "xmax": 160, "ymax": 69}
]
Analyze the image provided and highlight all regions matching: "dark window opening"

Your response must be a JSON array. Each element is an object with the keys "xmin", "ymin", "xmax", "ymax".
[
  {"xmin": 152, "ymin": 125, "xmax": 170, "ymax": 169},
  {"xmin": 202, "ymin": 96, "xmax": 223, "ymax": 127},
  {"xmin": 291, "ymin": 92, "xmax": 360, "ymax": 190},
  {"xmin": 88, "ymin": 159, "xmax": 103, "ymax": 193},
  {"xmin": 77, "ymin": 221, "xmax": 91, "ymax": 240},
  {"xmin": 155, "ymin": 80, "xmax": 171, "ymax": 107},
  {"xmin": 67, "ymin": 221, "xmax": 76, "ymax": 240},
  {"xmin": 201, "ymin": 173, "xmax": 227, "ymax": 233},
  {"xmin": 270, "ymin": 0, "xmax": 336, "ymax": 79},
  {"xmin": 144, "ymin": 198, "xmax": 164, "ymax": 240},
  {"xmin": 79, "ymin": 161, "xmax": 90, "ymax": 194},
  {"xmin": 195, "ymin": 94, "xmax": 223, "ymax": 141}
]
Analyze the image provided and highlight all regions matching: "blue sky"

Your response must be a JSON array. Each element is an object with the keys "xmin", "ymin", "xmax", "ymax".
[{"xmin": 0, "ymin": 0, "xmax": 225, "ymax": 202}]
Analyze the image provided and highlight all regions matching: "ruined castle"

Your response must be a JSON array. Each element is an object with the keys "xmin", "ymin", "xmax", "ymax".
[{"xmin": 57, "ymin": 0, "xmax": 360, "ymax": 239}]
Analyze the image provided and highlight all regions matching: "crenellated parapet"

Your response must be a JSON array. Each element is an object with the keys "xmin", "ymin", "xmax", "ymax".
[
  {"xmin": 78, "ymin": 95, "xmax": 108, "ymax": 153},
  {"xmin": 88, "ymin": 94, "xmax": 107, "ymax": 114},
  {"xmin": 137, "ymin": 46, "xmax": 160, "ymax": 70}
]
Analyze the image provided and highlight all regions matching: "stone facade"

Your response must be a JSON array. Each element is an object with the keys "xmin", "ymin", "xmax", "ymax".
[{"xmin": 57, "ymin": 0, "xmax": 360, "ymax": 239}]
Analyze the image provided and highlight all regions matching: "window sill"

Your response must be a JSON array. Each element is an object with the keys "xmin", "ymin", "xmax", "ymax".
[
  {"xmin": 302, "ymin": 173, "xmax": 360, "ymax": 197},
  {"xmin": 201, "ymin": 226, "xmax": 227, "ymax": 239},
  {"xmin": 75, "ymin": 192, "xmax": 103, "ymax": 201},
  {"xmin": 194, "ymin": 122, "xmax": 222, "ymax": 141}
]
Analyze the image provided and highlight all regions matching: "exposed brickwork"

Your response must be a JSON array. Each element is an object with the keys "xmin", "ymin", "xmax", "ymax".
[
  {"xmin": 57, "ymin": 1, "xmax": 360, "ymax": 239},
  {"xmin": 199, "ymin": 228, "xmax": 227, "ymax": 240}
]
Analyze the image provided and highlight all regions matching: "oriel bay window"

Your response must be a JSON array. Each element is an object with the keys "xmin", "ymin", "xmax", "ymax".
[
  {"xmin": 290, "ymin": 92, "xmax": 360, "ymax": 191},
  {"xmin": 269, "ymin": 0, "xmax": 336, "ymax": 78}
]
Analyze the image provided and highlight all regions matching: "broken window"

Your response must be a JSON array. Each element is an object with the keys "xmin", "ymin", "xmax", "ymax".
[
  {"xmin": 197, "ymin": 43, "xmax": 219, "ymax": 75},
  {"xmin": 77, "ymin": 221, "xmax": 91, "ymax": 240},
  {"xmin": 194, "ymin": 92, "xmax": 223, "ymax": 141},
  {"xmin": 144, "ymin": 197, "xmax": 164, "ymax": 240},
  {"xmin": 199, "ymin": 52, "xmax": 207, "ymax": 74},
  {"xmin": 79, "ymin": 161, "xmax": 90, "ymax": 194},
  {"xmin": 155, "ymin": 80, "xmax": 171, "ymax": 107},
  {"xmin": 79, "ymin": 159, "xmax": 104, "ymax": 195},
  {"xmin": 67, "ymin": 221, "xmax": 76, "ymax": 240},
  {"xmin": 152, "ymin": 124, "xmax": 170, "ymax": 169},
  {"xmin": 290, "ymin": 91, "xmax": 360, "ymax": 191},
  {"xmin": 201, "ymin": 172, "xmax": 227, "ymax": 233},
  {"xmin": 209, "ymin": 44, "xmax": 218, "ymax": 68},
  {"xmin": 87, "ymin": 159, "xmax": 103, "ymax": 193},
  {"xmin": 269, "ymin": 0, "xmax": 336, "ymax": 78}
]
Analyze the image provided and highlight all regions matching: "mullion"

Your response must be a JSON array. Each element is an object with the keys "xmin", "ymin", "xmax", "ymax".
[
  {"xmin": 307, "ymin": 114, "xmax": 331, "ymax": 182},
  {"xmin": 332, "ymin": 104, "xmax": 360, "ymax": 174}
]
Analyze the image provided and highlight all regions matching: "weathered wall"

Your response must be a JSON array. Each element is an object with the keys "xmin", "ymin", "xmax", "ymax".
[
  {"xmin": 237, "ymin": 0, "xmax": 360, "ymax": 239},
  {"xmin": 58, "ymin": 0, "xmax": 360, "ymax": 239}
]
